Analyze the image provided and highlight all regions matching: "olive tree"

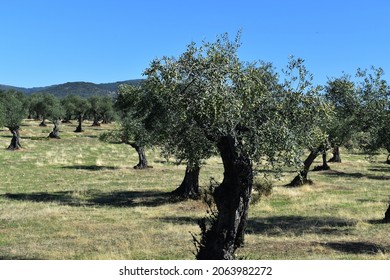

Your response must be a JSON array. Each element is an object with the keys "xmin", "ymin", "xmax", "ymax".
[
  {"xmin": 0, "ymin": 90, "xmax": 26, "ymax": 150},
  {"xmin": 324, "ymin": 75, "xmax": 359, "ymax": 163},
  {"xmin": 142, "ymin": 33, "xmax": 328, "ymax": 259},
  {"xmin": 114, "ymin": 84, "xmax": 151, "ymax": 169},
  {"xmin": 354, "ymin": 67, "xmax": 390, "ymax": 223}
]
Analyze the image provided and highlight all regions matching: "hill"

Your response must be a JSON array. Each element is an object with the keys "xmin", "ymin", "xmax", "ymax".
[{"xmin": 0, "ymin": 79, "xmax": 143, "ymax": 98}]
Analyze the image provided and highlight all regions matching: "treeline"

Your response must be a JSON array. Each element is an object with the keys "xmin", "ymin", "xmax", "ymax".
[{"xmin": 0, "ymin": 91, "xmax": 117, "ymax": 148}]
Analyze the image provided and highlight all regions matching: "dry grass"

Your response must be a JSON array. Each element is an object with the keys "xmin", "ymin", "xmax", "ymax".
[{"xmin": 0, "ymin": 120, "xmax": 389, "ymax": 259}]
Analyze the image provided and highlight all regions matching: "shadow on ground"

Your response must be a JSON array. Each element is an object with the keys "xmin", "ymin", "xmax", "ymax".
[
  {"xmin": 319, "ymin": 241, "xmax": 387, "ymax": 254},
  {"xmin": 246, "ymin": 215, "xmax": 356, "ymax": 236},
  {"xmin": 2, "ymin": 190, "xmax": 178, "ymax": 208},
  {"xmin": 323, "ymin": 170, "xmax": 390, "ymax": 180},
  {"xmin": 61, "ymin": 165, "xmax": 119, "ymax": 171}
]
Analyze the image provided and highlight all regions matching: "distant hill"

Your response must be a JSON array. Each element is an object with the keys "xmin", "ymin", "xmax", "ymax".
[{"xmin": 0, "ymin": 79, "xmax": 143, "ymax": 98}]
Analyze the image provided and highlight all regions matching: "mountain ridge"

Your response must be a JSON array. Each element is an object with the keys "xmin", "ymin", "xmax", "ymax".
[{"xmin": 0, "ymin": 79, "xmax": 143, "ymax": 98}]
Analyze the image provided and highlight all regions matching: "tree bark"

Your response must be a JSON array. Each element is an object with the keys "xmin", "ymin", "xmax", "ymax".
[
  {"xmin": 74, "ymin": 115, "xmax": 84, "ymax": 132},
  {"xmin": 7, "ymin": 127, "xmax": 22, "ymax": 150},
  {"xmin": 386, "ymin": 153, "xmax": 390, "ymax": 164},
  {"xmin": 48, "ymin": 120, "xmax": 61, "ymax": 139},
  {"xmin": 287, "ymin": 149, "xmax": 319, "ymax": 187},
  {"xmin": 171, "ymin": 164, "xmax": 200, "ymax": 199},
  {"xmin": 328, "ymin": 145, "xmax": 341, "ymax": 163},
  {"xmin": 313, "ymin": 152, "xmax": 331, "ymax": 171},
  {"xmin": 383, "ymin": 203, "xmax": 390, "ymax": 223},
  {"xmin": 91, "ymin": 113, "xmax": 101, "ymax": 126},
  {"xmin": 39, "ymin": 118, "xmax": 47, "ymax": 127},
  {"xmin": 130, "ymin": 143, "xmax": 149, "ymax": 169},
  {"xmin": 196, "ymin": 135, "xmax": 253, "ymax": 260}
]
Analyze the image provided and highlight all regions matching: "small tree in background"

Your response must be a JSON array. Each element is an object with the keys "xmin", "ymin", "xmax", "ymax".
[{"xmin": 0, "ymin": 90, "xmax": 26, "ymax": 150}]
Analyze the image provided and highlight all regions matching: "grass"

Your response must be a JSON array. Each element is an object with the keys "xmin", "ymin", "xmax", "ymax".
[{"xmin": 0, "ymin": 120, "xmax": 389, "ymax": 260}]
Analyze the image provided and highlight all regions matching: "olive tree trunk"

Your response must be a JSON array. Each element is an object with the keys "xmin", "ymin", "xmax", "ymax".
[
  {"xmin": 384, "ymin": 204, "xmax": 390, "ymax": 223},
  {"xmin": 7, "ymin": 127, "xmax": 22, "ymax": 150},
  {"xmin": 171, "ymin": 163, "xmax": 200, "ymax": 199},
  {"xmin": 129, "ymin": 143, "xmax": 149, "ymax": 169},
  {"xmin": 287, "ymin": 149, "xmax": 319, "ymax": 187},
  {"xmin": 48, "ymin": 120, "xmax": 61, "ymax": 139},
  {"xmin": 328, "ymin": 145, "xmax": 341, "ymax": 163},
  {"xmin": 196, "ymin": 135, "xmax": 252, "ymax": 260},
  {"xmin": 74, "ymin": 115, "xmax": 84, "ymax": 133}
]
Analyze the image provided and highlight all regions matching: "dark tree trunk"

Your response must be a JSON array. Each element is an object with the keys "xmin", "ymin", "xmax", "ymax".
[
  {"xmin": 171, "ymin": 164, "xmax": 200, "ymax": 199},
  {"xmin": 39, "ymin": 118, "xmax": 47, "ymax": 127},
  {"xmin": 48, "ymin": 120, "xmax": 61, "ymax": 139},
  {"xmin": 130, "ymin": 143, "xmax": 149, "ymax": 169},
  {"xmin": 313, "ymin": 152, "xmax": 331, "ymax": 171},
  {"xmin": 74, "ymin": 115, "xmax": 84, "ymax": 133},
  {"xmin": 328, "ymin": 145, "xmax": 341, "ymax": 163},
  {"xmin": 196, "ymin": 135, "xmax": 253, "ymax": 260},
  {"xmin": 287, "ymin": 149, "xmax": 319, "ymax": 187},
  {"xmin": 91, "ymin": 113, "xmax": 100, "ymax": 126},
  {"xmin": 386, "ymin": 154, "xmax": 390, "ymax": 164},
  {"xmin": 384, "ymin": 204, "xmax": 390, "ymax": 223},
  {"xmin": 7, "ymin": 127, "xmax": 22, "ymax": 150}
]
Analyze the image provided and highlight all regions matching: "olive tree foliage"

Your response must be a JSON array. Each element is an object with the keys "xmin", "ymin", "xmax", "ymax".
[
  {"xmin": 88, "ymin": 95, "xmax": 116, "ymax": 126},
  {"xmin": 0, "ymin": 90, "xmax": 26, "ymax": 150},
  {"xmin": 142, "ymin": 33, "xmax": 329, "ymax": 259},
  {"xmin": 323, "ymin": 75, "xmax": 359, "ymax": 163},
  {"xmin": 109, "ymin": 84, "xmax": 152, "ymax": 169},
  {"xmin": 353, "ymin": 67, "xmax": 390, "ymax": 223},
  {"xmin": 355, "ymin": 67, "xmax": 390, "ymax": 162}
]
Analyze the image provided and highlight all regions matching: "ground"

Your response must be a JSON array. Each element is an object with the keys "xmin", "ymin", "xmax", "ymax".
[{"xmin": 0, "ymin": 119, "xmax": 389, "ymax": 259}]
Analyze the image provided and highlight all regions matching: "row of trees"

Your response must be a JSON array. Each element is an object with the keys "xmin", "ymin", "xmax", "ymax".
[
  {"xmin": 0, "ymin": 92, "xmax": 116, "ymax": 148},
  {"xmin": 111, "ymin": 33, "xmax": 390, "ymax": 259}
]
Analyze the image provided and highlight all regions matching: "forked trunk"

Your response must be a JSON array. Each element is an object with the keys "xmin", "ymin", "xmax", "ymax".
[
  {"xmin": 384, "ymin": 203, "xmax": 390, "ymax": 223},
  {"xmin": 7, "ymin": 127, "xmax": 22, "ymax": 150},
  {"xmin": 196, "ymin": 135, "xmax": 253, "ymax": 260},
  {"xmin": 48, "ymin": 120, "xmax": 61, "ymax": 139},
  {"xmin": 288, "ymin": 149, "xmax": 319, "ymax": 187},
  {"xmin": 328, "ymin": 145, "xmax": 341, "ymax": 163},
  {"xmin": 172, "ymin": 164, "xmax": 200, "ymax": 199},
  {"xmin": 130, "ymin": 143, "xmax": 149, "ymax": 169}
]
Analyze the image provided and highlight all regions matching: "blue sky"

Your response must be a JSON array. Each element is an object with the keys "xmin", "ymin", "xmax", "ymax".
[{"xmin": 1, "ymin": 0, "xmax": 389, "ymax": 88}]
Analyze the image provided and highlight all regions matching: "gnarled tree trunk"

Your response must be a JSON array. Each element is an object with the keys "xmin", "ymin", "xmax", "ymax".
[
  {"xmin": 287, "ymin": 149, "xmax": 319, "ymax": 187},
  {"xmin": 39, "ymin": 117, "xmax": 47, "ymax": 127},
  {"xmin": 196, "ymin": 135, "xmax": 253, "ymax": 260},
  {"xmin": 7, "ymin": 127, "xmax": 22, "ymax": 150},
  {"xmin": 172, "ymin": 163, "xmax": 200, "ymax": 199},
  {"xmin": 130, "ymin": 143, "xmax": 149, "ymax": 169},
  {"xmin": 48, "ymin": 120, "xmax": 61, "ymax": 139},
  {"xmin": 328, "ymin": 145, "xmax": 341, "ymax": 163}
]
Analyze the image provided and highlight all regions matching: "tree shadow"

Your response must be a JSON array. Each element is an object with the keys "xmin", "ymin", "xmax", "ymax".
[
  {"xmin": 61, "ymin": 165, "xmax": 119, "ymax": 171},
  {"xmin": 2, "ymin": 190, "xmax": 178, "ymax": 208},
  {"xmin": 159, "ymin": 216, "xmax": 200, "ymax": 225},
  {"xmin": 320, "ymin": 241, "xmax": 387, "ymax": 255},
  {"xmin": 246, "ymin": 215, "xmax": 356, "ymax": 236},
  {"xmin": 323, "ymin": 170, "xmax": 390, "ymax": 180}
]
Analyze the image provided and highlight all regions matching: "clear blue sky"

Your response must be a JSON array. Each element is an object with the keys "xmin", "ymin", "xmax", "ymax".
[{"xmin": 1, "ymin": 0, "xmax": 389, "ymax": 88}]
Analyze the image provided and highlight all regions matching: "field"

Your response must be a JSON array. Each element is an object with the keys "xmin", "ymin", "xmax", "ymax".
[{"xmin": 0, "ymin": 120, "xmax": 389, "ymax": 260}]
